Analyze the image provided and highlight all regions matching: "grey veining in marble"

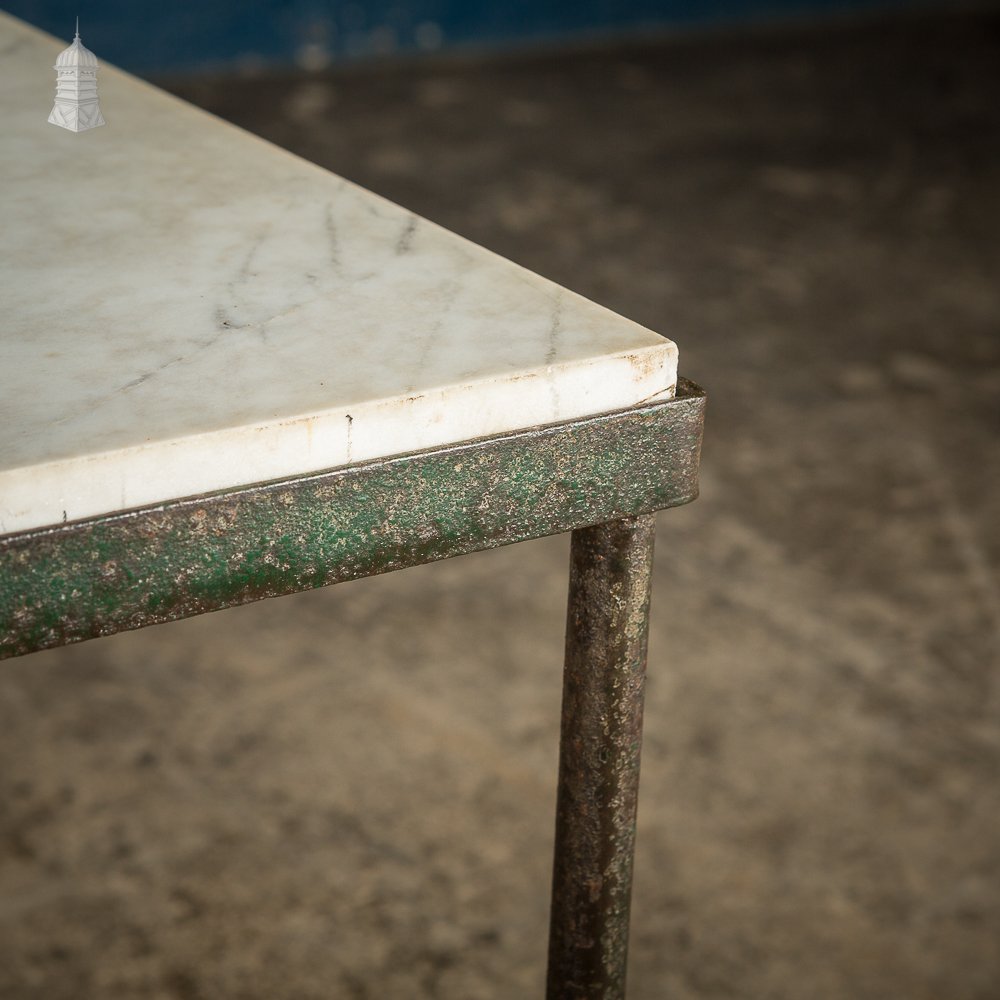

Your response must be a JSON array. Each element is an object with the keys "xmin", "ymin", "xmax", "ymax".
[{"xmin": 0, "ymin": 13, "xmax": 678, "ymax": 535}]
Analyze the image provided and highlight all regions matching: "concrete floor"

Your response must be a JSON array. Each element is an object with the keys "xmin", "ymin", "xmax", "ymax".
[{"xmin": 2, "ymin": 8, "xmax": 999, "ymax": 998}]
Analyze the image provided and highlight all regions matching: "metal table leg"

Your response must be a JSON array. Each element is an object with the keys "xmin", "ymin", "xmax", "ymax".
[{"xmin": 547, "ymin": 514, "xmax": 656, "ymax": 999}]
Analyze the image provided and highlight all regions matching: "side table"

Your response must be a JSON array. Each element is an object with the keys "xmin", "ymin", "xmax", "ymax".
[{"xmin": 0, "ymin": 13, "xmax": 705, "ymax": 998}]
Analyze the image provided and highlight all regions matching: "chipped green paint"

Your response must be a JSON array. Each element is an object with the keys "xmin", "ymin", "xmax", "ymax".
[{"xmin": 0, "ymin": 380, "xmax": 704, "ymax": 659}]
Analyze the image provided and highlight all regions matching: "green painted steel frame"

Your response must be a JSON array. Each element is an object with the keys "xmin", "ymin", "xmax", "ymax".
[
  {"xmin": 0, "ymin": 377, "xmax": 705, "ymax": 999},
  {"xmin": 1, "ymin": 379, "xmax": 704, "ymax": 660}
]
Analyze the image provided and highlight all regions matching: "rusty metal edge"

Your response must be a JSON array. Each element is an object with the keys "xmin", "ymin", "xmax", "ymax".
[{"xmin": 1, "ymin": 379, "xmax": 705, "ymax": 659}]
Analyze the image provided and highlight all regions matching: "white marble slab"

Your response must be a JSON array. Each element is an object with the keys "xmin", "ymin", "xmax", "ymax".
[{"xmin": 0, "ymin": 13, "xmax": 678, "ymax": 536}]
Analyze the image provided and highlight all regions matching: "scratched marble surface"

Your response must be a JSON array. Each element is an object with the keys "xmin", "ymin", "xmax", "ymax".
[{"xmin": 0, "ymin": 13, "xmax": 677, "ymax": 535}]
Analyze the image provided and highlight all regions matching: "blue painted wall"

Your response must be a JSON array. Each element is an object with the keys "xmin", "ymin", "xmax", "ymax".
[{"xmin": 7, "ymin": 0, "xmax": 929, "ymax": 74}]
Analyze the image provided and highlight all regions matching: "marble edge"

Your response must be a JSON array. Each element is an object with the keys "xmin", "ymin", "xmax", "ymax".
[{"xmin": 0, "ymin": 343, "xmax": 677, "ymax": 536}]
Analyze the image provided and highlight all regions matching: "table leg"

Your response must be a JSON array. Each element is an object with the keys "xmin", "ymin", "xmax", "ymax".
[{"xmin": 547, "ymin": 514, "xmax": 656, "ymax": 1000}]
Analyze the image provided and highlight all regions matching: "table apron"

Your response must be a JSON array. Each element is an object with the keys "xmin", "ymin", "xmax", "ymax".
[{"xmin": 0, "ymin": 380, "xmax": 704, "ymax": 659}]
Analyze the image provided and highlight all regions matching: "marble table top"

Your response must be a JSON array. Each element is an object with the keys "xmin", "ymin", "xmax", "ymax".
[{"xmin": 0, "ymin": 12, "xmax": 678, "ymax": 536}]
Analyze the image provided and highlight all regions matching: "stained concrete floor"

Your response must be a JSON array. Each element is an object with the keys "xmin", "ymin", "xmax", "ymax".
[{"xmin": 3, "ymin": 8, "xmax": 1000, "ymax": 999}]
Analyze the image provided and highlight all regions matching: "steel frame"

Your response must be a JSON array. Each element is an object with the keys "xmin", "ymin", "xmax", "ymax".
[{"xmin": 1, "ymin": 378, "xmax": 705, "ymax": 998}]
